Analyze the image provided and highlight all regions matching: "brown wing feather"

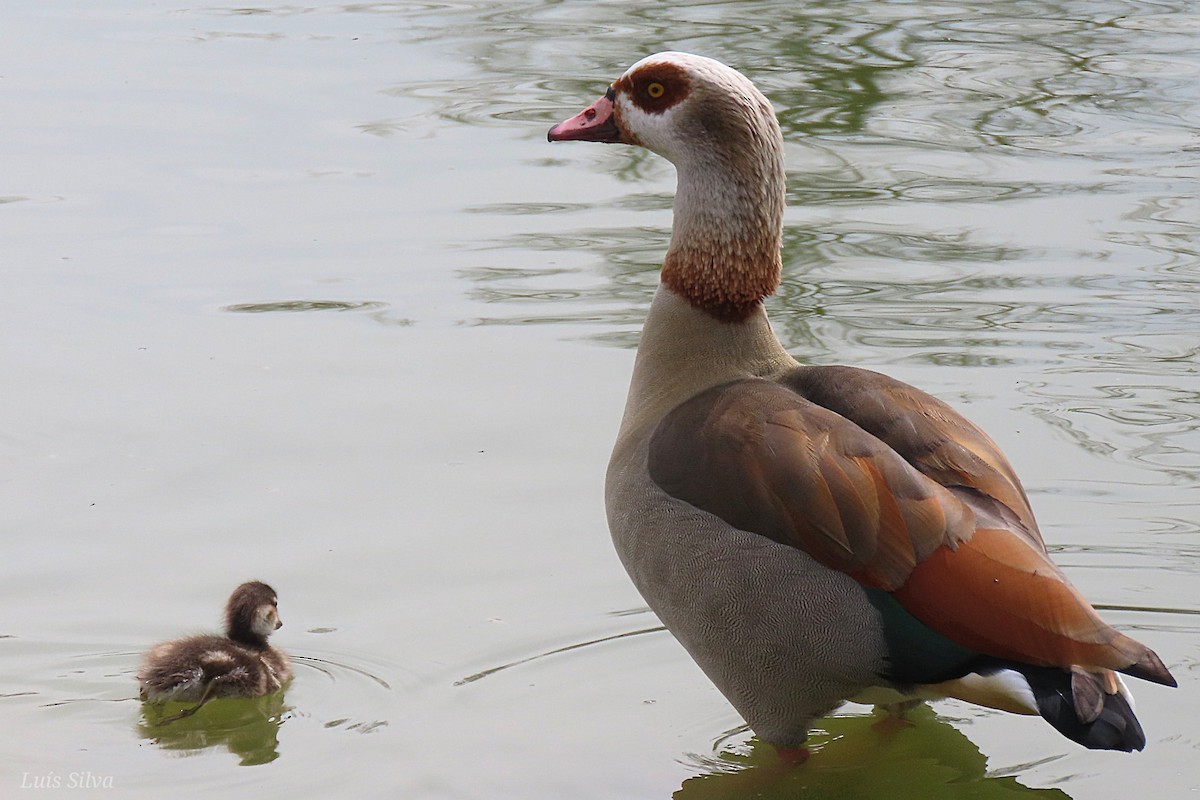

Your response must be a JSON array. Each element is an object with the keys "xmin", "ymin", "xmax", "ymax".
[
  {"xmin": 648, "ymin": 376, "xmax": 1175, "ymax": 685},
  {"xmin": 783, "ymin": 365, "xmax": 1040, "ymax": 543},
  {"xmin": 648, "ymin": 378, "xmax": 974, "ymax": 590}
]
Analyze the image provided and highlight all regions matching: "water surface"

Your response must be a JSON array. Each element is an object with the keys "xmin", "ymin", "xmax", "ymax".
[{"xmin": 2, "ymin": 2, "xmax": 1198, "ymax": 797}]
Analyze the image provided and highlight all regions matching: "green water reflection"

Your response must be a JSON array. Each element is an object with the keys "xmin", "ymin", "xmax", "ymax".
[
  {"xmin": 136, "ymin": 694, "xmax": 289, "ymax": 767},
  {"xmin": 679, "ymin": 707, "xmax": 1069, "ymax": 799}
]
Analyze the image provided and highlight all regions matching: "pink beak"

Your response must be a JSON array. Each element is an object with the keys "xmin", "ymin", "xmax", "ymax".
[{"xmin": 547, "ymin": 93, "xmax": 621, "ymax": 143}]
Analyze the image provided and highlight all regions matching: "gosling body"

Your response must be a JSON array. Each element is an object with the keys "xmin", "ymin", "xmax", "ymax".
[{"xmin": 138, "ymin": 581, "xmax": 291, "ymax": 708}]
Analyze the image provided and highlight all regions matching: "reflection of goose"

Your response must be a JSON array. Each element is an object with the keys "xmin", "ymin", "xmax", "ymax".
[
  {"xmin": 136, "ymin": 692, "xmax": 288, "ymax": 767},
  {"xmin": 679, "ymin": 707, "xmax": 1070, "ymax": 799},
  {"xmin": 549, "ymin": 52, "xmax": 1175, "ymax": 759},
  {"xmin": 138, "ymin": 582, "xmax": 292, "ymax": 722}
]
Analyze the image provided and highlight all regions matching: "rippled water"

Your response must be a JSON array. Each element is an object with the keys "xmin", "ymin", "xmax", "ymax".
[{"xmin": 2, "ymin": 1, "xmax": 1198, "ymax": 797}]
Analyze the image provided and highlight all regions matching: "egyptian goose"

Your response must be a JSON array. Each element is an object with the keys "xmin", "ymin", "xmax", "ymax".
[
  {"xmin": 138, "ymin": 581, "xmax": 292, "ymax": 722},
  {"xmin": 548, "ymin": 52, "xmax": 1174, "ymax": 757}
]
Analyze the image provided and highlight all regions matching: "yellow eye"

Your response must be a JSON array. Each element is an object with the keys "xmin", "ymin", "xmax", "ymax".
[{"xmin": 646, "ymin": 82, "xmax": 665, "ymax": 99}]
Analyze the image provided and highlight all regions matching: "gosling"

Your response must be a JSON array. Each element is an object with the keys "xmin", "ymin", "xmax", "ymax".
[{"xmin": 138, "ymin": 581, "xmax": 292, "ymax": 722}]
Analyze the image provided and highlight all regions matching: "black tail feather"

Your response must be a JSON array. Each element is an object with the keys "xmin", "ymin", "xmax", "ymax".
[{"xmin": 1021, "ymin": 666, "xmax": 1146, "ymax": 752}]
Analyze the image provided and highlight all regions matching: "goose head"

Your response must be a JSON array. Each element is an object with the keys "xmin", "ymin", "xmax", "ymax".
[
  {"xmin": 549, "ymin": 52, "xmax": 786, "ymax": 322},
  {"xmin": 225, "ymin": 580, "xmax": 283, "ymax": 647}
]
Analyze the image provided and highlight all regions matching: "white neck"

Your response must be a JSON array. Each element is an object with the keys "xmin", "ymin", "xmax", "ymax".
[{"xmin": 660, "ymin": 106, "xmax": 787, "ymax": 322}]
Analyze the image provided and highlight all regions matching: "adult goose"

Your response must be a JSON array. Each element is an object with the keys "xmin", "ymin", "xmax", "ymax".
[{"xmin": 548, "ymin": 52, "xmax": 1174, "ymax": 758}]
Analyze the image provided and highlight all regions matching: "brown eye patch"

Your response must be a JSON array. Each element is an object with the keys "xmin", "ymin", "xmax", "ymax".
[{"xmin": 616, "ymin": 62, "xmax": 691, "ymax": 114}]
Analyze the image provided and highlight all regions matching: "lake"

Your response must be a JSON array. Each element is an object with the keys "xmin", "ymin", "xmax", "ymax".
[{"xmin": 2, "ymin": 1, "xmax": 1197, "ymax": 797}]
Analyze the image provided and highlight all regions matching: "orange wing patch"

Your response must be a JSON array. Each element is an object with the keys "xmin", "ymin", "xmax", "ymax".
[{"xmin": 893, "ymin": 527, "xmax": 1147, "ymax": 670}]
